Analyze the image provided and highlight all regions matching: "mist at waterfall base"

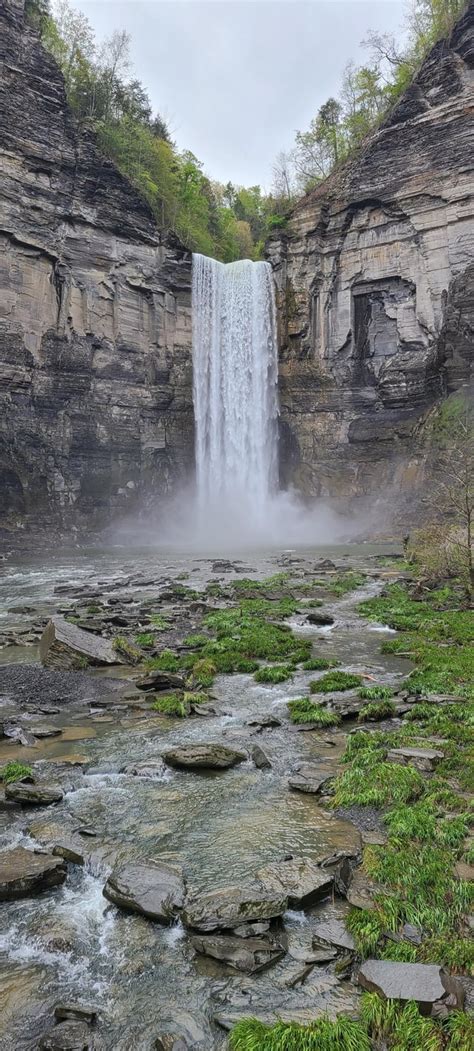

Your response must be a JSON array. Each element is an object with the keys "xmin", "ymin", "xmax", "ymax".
[{"xmin": 114, "ymin": 253, "xmax": 370, "ymax": 552}]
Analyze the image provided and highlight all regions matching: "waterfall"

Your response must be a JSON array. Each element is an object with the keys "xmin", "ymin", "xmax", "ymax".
[{"xmin": 192, "ymin": 253, "xmax": 279, "ymax": 536}]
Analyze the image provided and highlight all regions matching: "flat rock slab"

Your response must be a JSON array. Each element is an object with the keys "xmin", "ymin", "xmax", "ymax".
[
  {"xmin": 5, "ymin": 782, "xmax": 63, "ymax": 805},
  {"xmin": 288, "ymin": 764, "xmax": 334, "ymax": 794},
  {"xmin": 312, "ymin": 918, "xmax": 355, "ymax": 953},
  {"xmin": 30, "ymin": 726, "xmax": 62, "ymax": 738},
  {"xmin": 306, "ymin": 612, "xmax": 335, "ymax": 626},
  {"xmin": 136, "ymin": 671, "xmax": 185, "ymax": 692},
  {"xmin": 0, "ymin": 846, "xmax": 67, "ymax": 900},
  {"xmin": 54, "ymin": 1004, "xmax": 98, "ymax": 1024},
  {"xmin": 257, "ymin": 857, "xmax": 333, "ymax": 908},
  {"xmin": 387, "ymin": 747, "xmax": 444, "ymax": 772},
  {"xmin": 191, "ymin": 933, "xmax": 285, "ymax": 973},
  {"xmin": 358, "ymin": 960, "xmax": 464, "ymax": 1015},
  {"xmin": 40, "ymin": 617, "xmax": 120, "ymax": 670},
  {"xmin": 182, "ymin": 885, "xmax": 288, "ymax": 932},
  {"xmin": 162, "ymin": 744, "xmax": 246, "ymax": 770},
  {"xmin": 103, "ymin": 860, "xmax": 185, "ymax": 923}
]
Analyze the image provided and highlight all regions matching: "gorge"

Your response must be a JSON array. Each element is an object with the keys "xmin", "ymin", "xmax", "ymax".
[{"xmin": 0, "ymin": 0, "xmax": 473, "ymax": 537}]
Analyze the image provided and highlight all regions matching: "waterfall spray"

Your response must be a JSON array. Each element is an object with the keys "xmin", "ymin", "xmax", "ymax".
[{"xmin": 192, "ymin": 253, "xmax": 279, "ymax": 535}]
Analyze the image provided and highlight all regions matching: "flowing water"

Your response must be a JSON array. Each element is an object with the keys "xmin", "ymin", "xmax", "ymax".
[
  {"xmin": 0, "ymin": 543, "xmax": 409, "ymax": 1049},
  {"xmin": 192, "ymin": 254, "xmax": 279, "ymax": 537}
]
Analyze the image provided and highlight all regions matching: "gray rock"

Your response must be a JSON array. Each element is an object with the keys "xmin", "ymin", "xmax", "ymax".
[
  {"xmin": 136, "ymin": 671, "xmax": 186, "ymax": 692},
  {"xmin": 54, "ymin": 1005, "xmax": 98, "ymax": 1024},
  {"xmin": 103, "ymin": 860, "xmax": 185, "ymax": 923},
  {"xmin": 2, "ymin": 722, "xmax": 37, "ymax": 746},
  {"xmin": 312, "ymin": 918, "xmax": 355, "ymax": 953},
  {"xmin": 30, "ymin": 725, "xmax": 62, "ymax": 738},
  {"xmin": 232, "ymin": 921, "xmax": 270, "ymax": 938},
  {"xmin": 155, "ymin": 1037, "xmax": 189, "ymax": 1051},
  {"xmin": 306, "ymin": 612, "xmax": 335, "ymax": 626},
  {"xmin": 122, "ymin": 759, "xmax": 166, "ymax": 779},
  {"xmin": 247, "ymin": 714, "xmax": 281, "ymax": 728},
  {"xmin": 182, "ymin": 885, "xmax": 288, "ymax": 932},
  {"xmin": 288, "ymin": 764, "xmax": 334, "ymax": 795},
  {"xmin": 191, "ymin": 932, "xmax": 285, "ymax": 973},
  {"xmin": 162, "ymin": 743, "xmax": 246, "ymax": 770},
  {"xmin": 39, "ymin": 1020, "xmax": 101, "ymax": 1050},
  {"xmin": 387, "ymin": 747, "xmax": 444, "ymax": 772},
  {"xmin": 5, "ymin": 782, "xmax": 63, "ymax": 805},
  {"xmin": 0, "ymin": 846, "xmax": 67, "ymax": 900},
  {"xmin": 257, "ymin": 857, "xmax": 333, "ymax": 908},
  {"xmin": 40, "ymin": 617, "xmax": 120, "ymax": 670},
  {"xmin": 251, "ymin": 744, "xmax": 272, "ymax": 769},
  {"xmin": 357, "ymin": 960, "xmax": 465, "ymax": 1016}
]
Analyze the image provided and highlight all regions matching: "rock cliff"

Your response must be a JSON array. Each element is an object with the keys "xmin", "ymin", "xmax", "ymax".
[
  {"xmin": 268, "ymin": 3, "xmax": 474, "ymax": 518},
  {"xmin": 0, "ymin": 0, "xmax": 193, "ymax": 531}
]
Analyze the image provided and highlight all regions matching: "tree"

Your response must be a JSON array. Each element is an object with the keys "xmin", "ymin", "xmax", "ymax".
[{"xmin": 294, "ymin": 97, "xmax": 344, "ymax": 189}]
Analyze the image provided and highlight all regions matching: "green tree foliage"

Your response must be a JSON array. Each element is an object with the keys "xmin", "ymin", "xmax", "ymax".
[
  {"xmin": 35, "ymin": 0, "xmax": 286, "ymax": 260},
  {"xmin": 291, "ymin": 0, "xmax": 468, "ymax": 192}
]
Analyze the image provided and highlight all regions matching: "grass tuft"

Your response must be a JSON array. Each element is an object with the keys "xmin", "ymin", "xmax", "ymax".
[
  {"xmin": 310, "ymin": 671, "xmax": 363, "ymax": 693},
  {"xmin": 288, "ymin": 697, "xmax": 341, "ymax": 726},
  {"xmin": 0, "ymin": 762, "xmax": 33, "ymax": 785},
  {"xmin": 358, "ymin": 700, "xmax": 397, "ymax": 722},
  {"xmin": 254, "ymin": 664, "xmax": 293, "ymax": 684}
]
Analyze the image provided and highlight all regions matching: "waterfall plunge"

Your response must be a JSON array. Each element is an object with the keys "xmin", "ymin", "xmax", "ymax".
[{"xmin": 192, "ymin": 253, "xmax": 279, "ymax": 539}]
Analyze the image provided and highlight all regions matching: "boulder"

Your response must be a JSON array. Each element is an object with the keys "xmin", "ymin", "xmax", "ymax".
[
  {"xmin": 247, "ymin": 714, "xmax": 281, "ymax": 729},
  {"xmin": 2, "ymin": 722, "xmax": 37, "ymax": 746},
  {"xmin": 182, "ymin": 885, "xmax": 287, "ymax": 931},
  {"xmin": 257, "ymin": 858, "xmax": 333, "ymax": 909},
  {"xmin": 312, "ymin": 918, "xmax": 355, "ymax": 954},
  {"xmin": 387, "ymin": 747, "xmax": 444, "ymax": 772},
  {"xmin": 54, "ymin": 1005, "xmax": 98, "ymax": 1025},
  {"xmin": 191, "ymin": 932, "xmax": 285, "ymax": 973},
  {"xmin": 5, "ymin": 782, "xmax": 63, "ymax": 805},
  {"xmin": 40, "ymin": 617, "xmax": 120, "ymax": 670},
  {"xmin": 343, "ymin": 865, "xmax": 381, "ymax": 911},
  {"xmin": 0, "ymin": 846, "xmax": 66, "ymax": 900},
  {"xmin": 357, "ymin": 960, "xmax": 465, "ymax": 1017},
  {"xmin": 306, "ymin": 612, "xmax": 335, "ymax": 626},
  {"xmin": 162, "ymin": 744, "xmax": 246, "ymax": 770},
  {"xmin": 136, "ymin": 671, "xmax": 186, "ymax": 692},
  {"xmin": 39, "ymin": 1020, "xmax": 101, "ymax": 1050},
  {"xmin": 251, "ymin": 744, "xmax": 272, "ymax": 769},
  {"xmin": 288, "ymin": 764, "xmax": 334, "ymax": 795},
  {"xmin": 103, "ymin": 860, "xmax": 185, "ymax": 923}
]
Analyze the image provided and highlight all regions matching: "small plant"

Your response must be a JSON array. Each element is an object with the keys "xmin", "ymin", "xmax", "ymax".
[
  {"xmin": 358, "ymin": 685, "xmax": 393, "ymax": 701},
  {"xmin": 310, "ymin": 671, "xmax": 363, "ymax": 693},
  {"xmin": 113, "ymin": 636, "xmax": 142, "ymax": 664},
  {"xmin": 183, "ymin": 633, "xmax": 209, "ymax": 648},
  {"xmin": 333, "ymin": 761, "xmax": 424, "ymax": 807},
  {"xmin": 302, "ymin": 656, "xmax": 339, "ymax": 671},
  {"xmin": 149, "ymin": 614, "xmax": 171, "ymax": 630},
  {"xmin": 191, "ymin": 657, "xmax": 217, "ymax": 687},
  {"xmin": 229, "ymin": 1014, "xmax": 371, "ymax": 1051},
  {"xmin": 135, "ymin": 632, "xmax": 155, "ymax": 647},
  {"xmin": 360, "ymin": 994, "xmax": 445, "ymax": 1050},
  {"xmin": 152, "ymin": 693, "xmax": 188, "ymax": 718},
  {"xmin": 288, "ymin": 697, "xmax": 341, "ymax": 726},
  {"xmin": 358, "ymin": 699, "xmax": 396, "ymax": 722},
  {"xmin": 86, "ymin": 604, "xmax": 101, "ymax": 614},
  {"xmin": 254, "ymin": 664, "xmax": 293, "ymax": 684},
  {"xmin": 0, "ymin": 762, "xmax": 33, "ymax": 785},
  {"xmin": 146, "ymin": 649, "xmax": 180, "ymax": 672}
]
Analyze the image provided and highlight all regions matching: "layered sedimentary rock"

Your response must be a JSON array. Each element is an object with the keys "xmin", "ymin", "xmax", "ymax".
[
  {"xmin": 0, "ymin": 0, "xmax": 193, "ymax": 530},
  {"xmin": 268, "ymin": 5, "xmax": 474, "ymax": 515}
]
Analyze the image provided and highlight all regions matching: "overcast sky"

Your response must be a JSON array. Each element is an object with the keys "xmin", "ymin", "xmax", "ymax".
[{"xmin": 74, "ymin": 0, "xmax": 407, "ymax": 187}]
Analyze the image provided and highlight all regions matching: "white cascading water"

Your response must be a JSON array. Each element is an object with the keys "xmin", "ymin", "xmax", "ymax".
[{"xmin": 192, "ymin": 253, "xmax": 279, "ymax": 537}]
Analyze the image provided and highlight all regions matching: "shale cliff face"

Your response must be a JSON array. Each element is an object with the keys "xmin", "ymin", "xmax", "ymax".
[
  {"xmin": 0, "ymin": 0, "xmax": 193, "ymax": 530},
  {"xmin": 269, "ymin": 5, "xmax": 474, "ymax": 515}
]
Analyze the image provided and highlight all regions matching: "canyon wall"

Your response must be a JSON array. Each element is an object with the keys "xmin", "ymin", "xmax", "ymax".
[
  {"xmin": 0, "ymin": 0, "xmax": 193, "ymax": 532},
  {"xmin": 268, "ymin": 3, "xmax": 474, "ymax": 517}
]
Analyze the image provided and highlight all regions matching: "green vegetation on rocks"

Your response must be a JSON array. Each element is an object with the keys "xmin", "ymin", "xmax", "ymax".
[
  {"xmin": 146, "ymin": 650, "xmax": 180, "ymax": 673},
  {"xmin": 0, "ymin": 762, "xmax": 33, "ymax": 785},
  {"xmin": 302, "ymin": 657, "xmax": 339, "ymax": 671},
  {"xmin": 112, "ymin": 636, "xmax": 142, "ymax": 664},
  {"xmin": 358, "ymin": 700, "xmax": 397, "ymax": 722},
  {"xmin": 151, "ymin": 693, "xmax": 188, "ymax": 718},
  {"xmin": 310, "ymin": 671, "xmax": 363, "ymax": 693},
  {"xmin": 254, "ymin": 664, "xmax": 293, "ymax": 684},
  {"xmin": 229, "ymin": 1014, "xmax": 371, "ymax": 1051},
  {"xmin": 288, "ymin": 697, "xmax": 341, "ymax": 727},
  {"xmin": 359, "ymin": 685, "xmax": 394, "ymax": 701}
]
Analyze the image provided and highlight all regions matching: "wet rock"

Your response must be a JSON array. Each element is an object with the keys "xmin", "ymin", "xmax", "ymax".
[
  {"xmin": 2, "ymin": 722, "xmax": 37, "ymax": 746},
  {"xmin": 312, "ymin": 918, "xmax": 355, "ymax": 954},
  {"xmin": 30, "ymin": 725, "xmax": 62, "ymax": 738},
  {"xmin": 54, "ymin": 1005, "xmax": 98, "ymax": 1024},
  {"xmin": 52, "ymin": 842, "xmax": 86, "ymax": 865},
  {"xmin": 39, "ymin": 1020, "xmax": 101, "ymax": 1050},
  {"xmin": 155, "ymin": 1037, "xmax": 188, "ymax": 1051},
  {"xmin": 387, "ymin": 746, "xmax": 444, "ymax": 772},
  {"xmin": 0, "ymin": 846, "xmax": 66, "ymax": 900},
  {"xmin": 251, "ymin": 744, "xmax": 272, "ymax": 769},
  {"xmin": 288, "ymin": 764, "xmax": 334, "ymax": 795},
  {"xmin": 191, "ymin": 932, "xmax": 285, "ymax": 973},
  {"xmin": 247, "ymin": 714, "xmax": 281, "ymax": 729},
  {"xmin": 162, "ymin": 743, "xmax": 247, "ymax": 770},
  {"xmin": 103, "ymin": 859, "xmax": 185, "ymax": 923},
  {"xmin": 182, "ymin": 885, "xmax": 287, "ymax": 932},
  {"xmin": 40, "ymin": 617, "xmax": 121, "ymax": 670},
  {"xmin": 232, "ymin": 921, "xmax": 270, "ymax": 938},
  {"xmin": 357, "ymin": 960, "xmax": 465, "ymax": 1017},
  {"xmin": 122, "ymin": 759, "xmax": 166, "ymax": 779},
  {"xmin": 136, "ymin": 670, "xmax": 186, "ymax": 692},
  {"xmin": 257, "ymin": 857, "xmax": 333, "ymax": 909},
  {"xmin": 306, "ymin": 612, "xmax": 335, "ymax": 626},
  {"xmin": 5, "ymin": 782, "xmax": 63, "ymax": 805},
  {"xmin": 339, "ymin": 863, "xmax": 381, "ymax": 911}
]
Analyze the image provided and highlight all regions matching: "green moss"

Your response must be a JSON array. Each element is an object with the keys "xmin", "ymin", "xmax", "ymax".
[
  {"xmin": 86, "ymin": 604, "xmax": 101, "ymax": 614},
  {"xmin": 358, "ymin": 700, "xmax": 397, "ymax": 722},
  {"xmin": 191, "ymin": 657, "xmax": 217, "ymax": 687},
  {"xmin": 358, "ymin": 685, "xmax": 394, "ymax": 701},
  {"xmin": 229, "ymin": 1015, "xmax": 370, "ymax": 1051},
  {"xmin": 152, "ymin": 693, "xmax": 188, "ymax": 717},
  {"xmin": 310, "ymin": 671, "xmax": 363, "ymax": 693},
  {"xmin": 0, "ymin": 762, "xmax": 33, "ymax": 785},
  {"xmin": 288, "ymin": 697, "xmax": 341, "ymax": 726},
  {"xmin": 333, "ymin": 761, "xmax": 424, "ymax": 807},
  {"xmin": 135, "ymin": 632, "xmax": 155, "ymax": 647},
  {"xmin": 254, "ymin": 664, "xmax": 293, "ymax": 684},
  {"xmin": 112, "ymin": 636, "xmax": 142, "ymax": 664},
  {"xmin": 149, "ymin": 613, "xmax": 171, "ymax": 630},
  {"xmin": 328, "ymin": 572, "xmax": 367, "ymax": 596},
  {"xmin": 302, "ymin": 656, "xmax": 339, "ymax": 671},
  {"xmin": 183, "ymin": 633, "xmax": 209, "ymax": 648}
]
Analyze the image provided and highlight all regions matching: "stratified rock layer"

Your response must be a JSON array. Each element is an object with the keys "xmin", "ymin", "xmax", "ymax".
[
  {"xmin": 268, "ymin": 6, "xmax": 474, "ymax": 518},
  {"xmin": 0, "ymin": 0, "xmax": 193, "ymax": 530}
]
